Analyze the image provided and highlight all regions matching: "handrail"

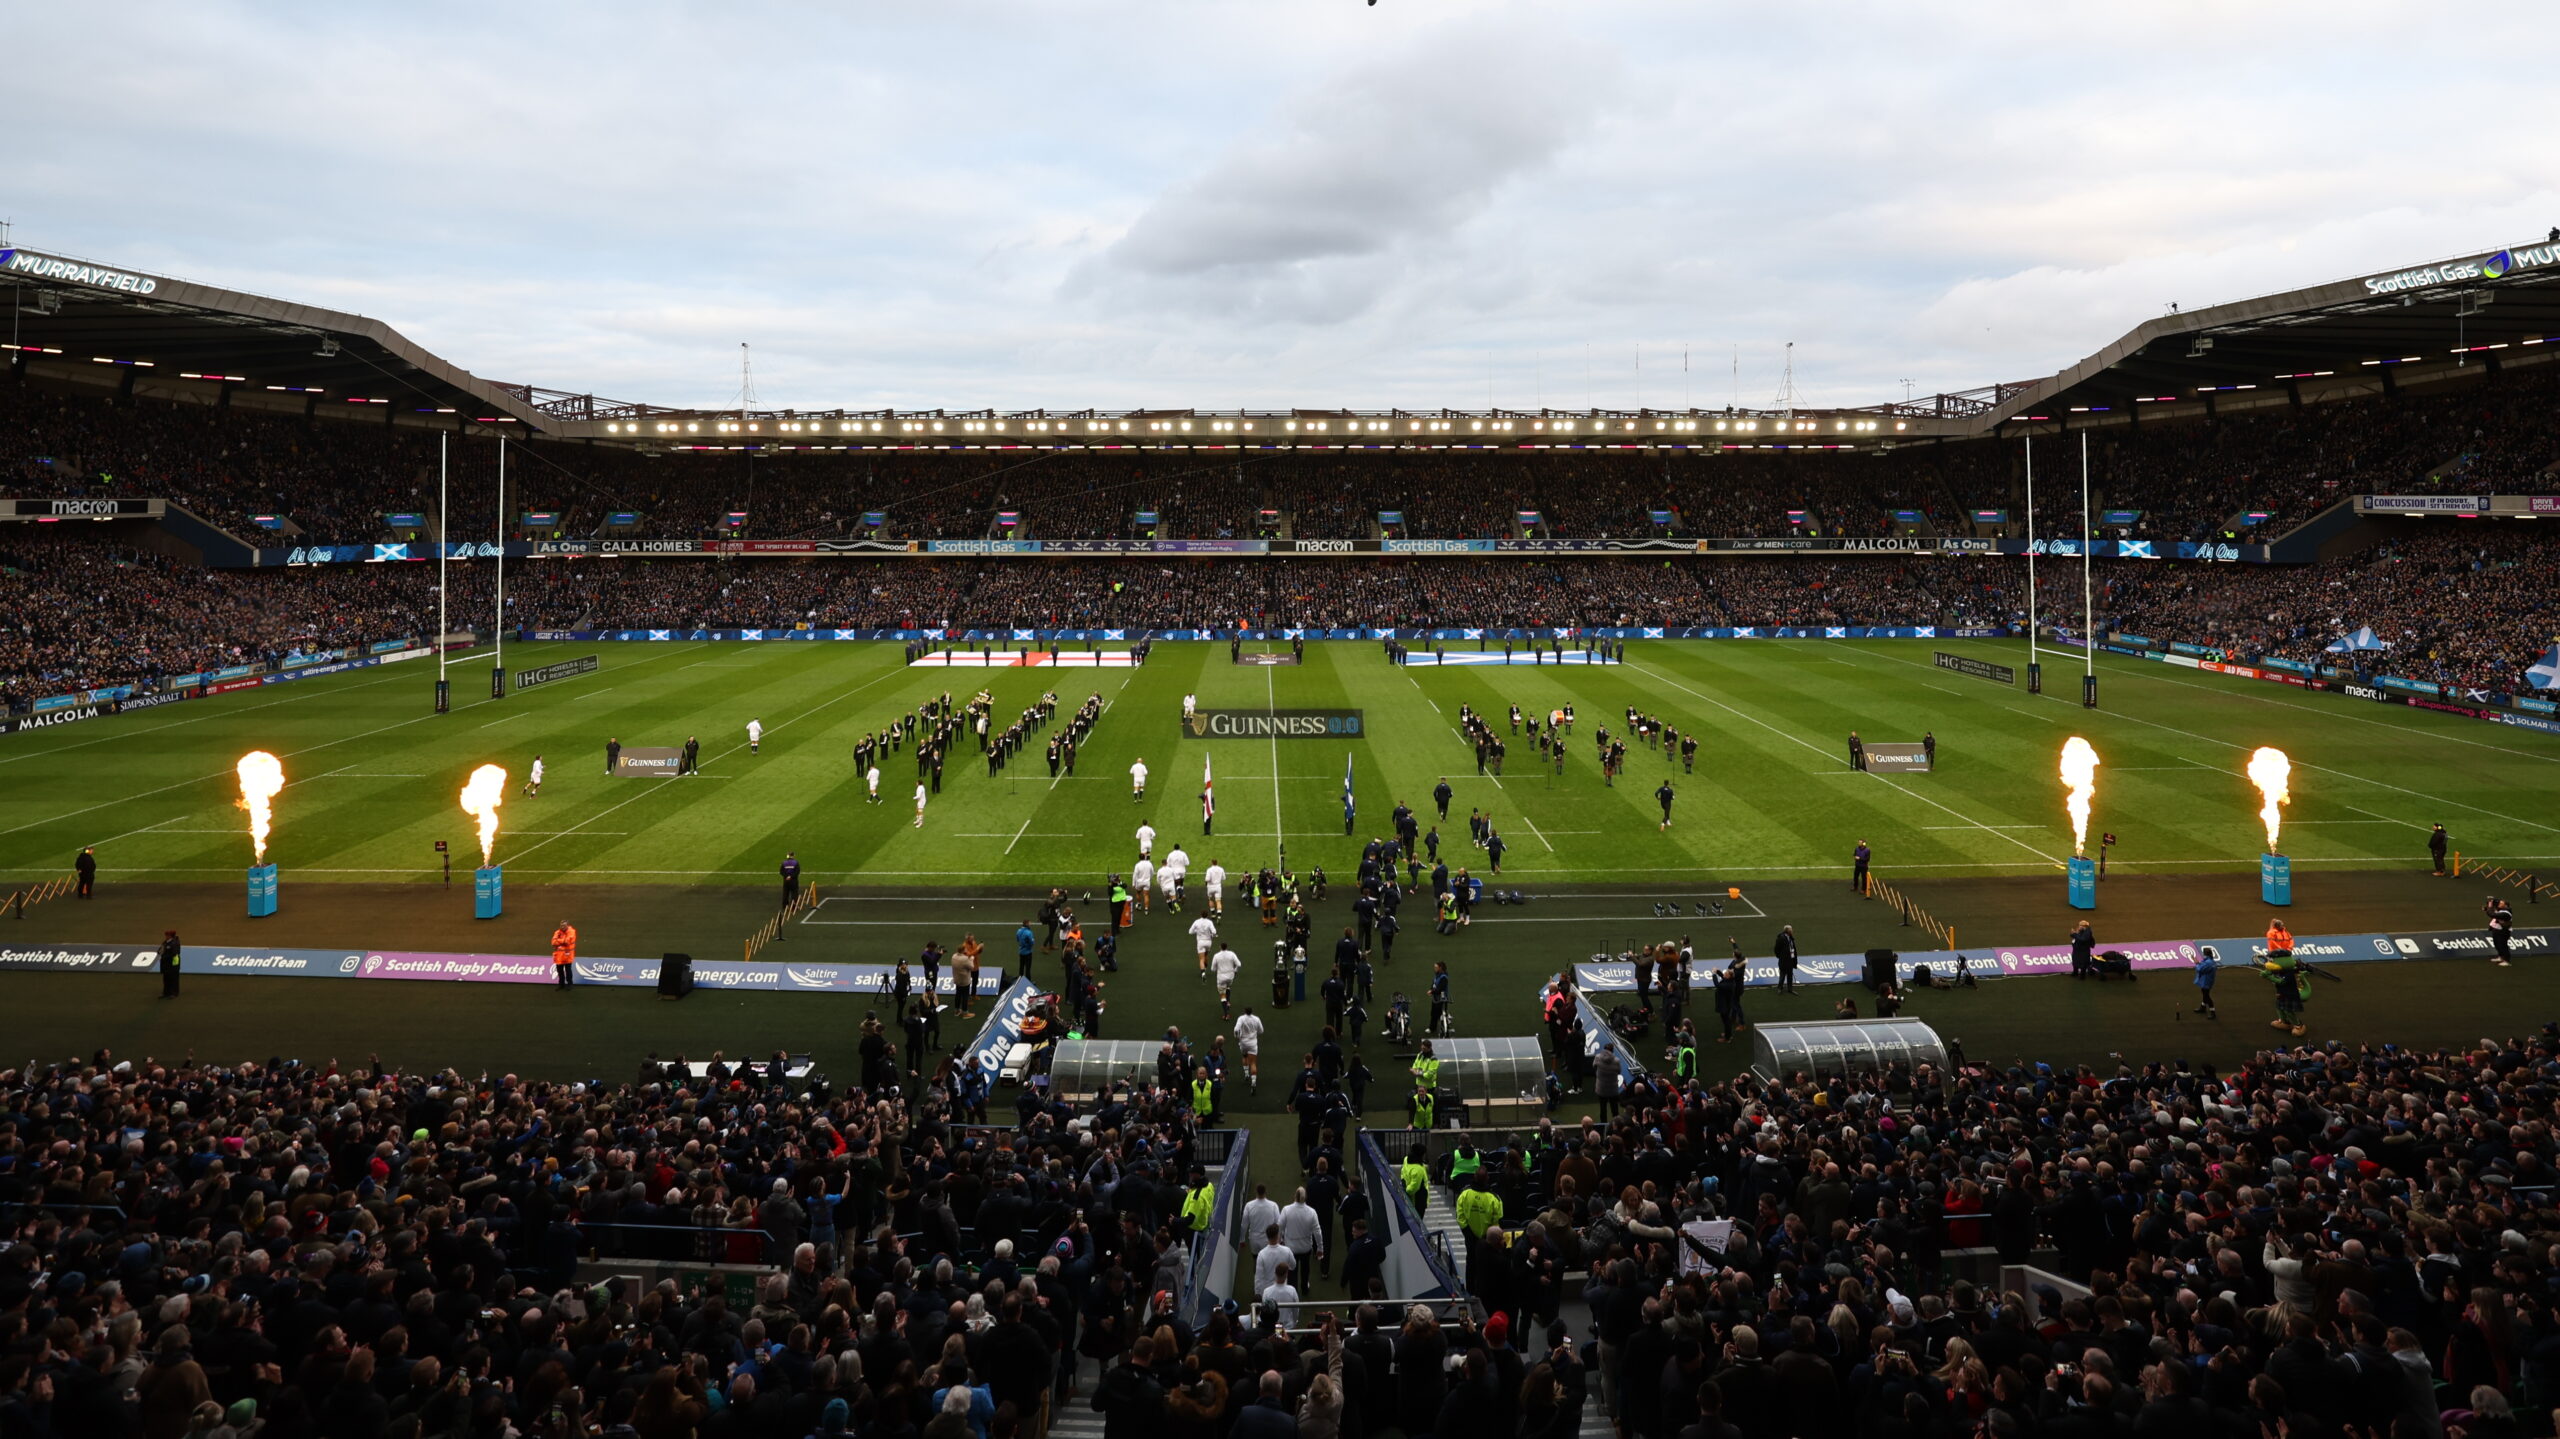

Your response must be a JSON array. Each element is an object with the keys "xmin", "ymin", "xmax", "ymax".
[{"xmin": 744, "ymin": 884, "xmax": 822, "ymax": 962}]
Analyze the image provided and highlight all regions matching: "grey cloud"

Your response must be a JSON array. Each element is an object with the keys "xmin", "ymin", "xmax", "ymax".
[{"xmin": 1076, "ymin": 22, "xmax": 1618, "ymax": 320}]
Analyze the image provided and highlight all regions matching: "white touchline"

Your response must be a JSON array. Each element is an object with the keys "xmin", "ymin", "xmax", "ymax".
[
  {"xmin": 502, "ymin": 656, "xmax": 911, "ymax": 865},
  {"xmin": 4, "ymin": 640, "xmax": 720, "ymax": 834},
  {"xmin": 1625, "ymin": 659, "xmax": 2061, "ymax": 865},
  {"xmin": 0, "ymin": 667, "xmax": 412, "ymax": 769},
  {"xmin": 1835, "ymin": 643, "xmax": 2560, "ymax": 835},
  {"xmin": 93, "ymin": 854, "xmax": 2560, "ymax": 879},
  {"xmin": 2344, "ymin": 803, "xmax": 2430, "ymax": 829}
]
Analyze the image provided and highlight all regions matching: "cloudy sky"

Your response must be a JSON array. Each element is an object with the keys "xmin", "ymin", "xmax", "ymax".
[{"xmin": 9, "ymin": 1, "xmax": 2555, "ymax": 412}]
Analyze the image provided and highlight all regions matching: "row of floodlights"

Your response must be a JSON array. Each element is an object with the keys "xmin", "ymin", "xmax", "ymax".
[{"xmin": 604, "ymin": 416, "xmax": 1907, "ymax": 437}]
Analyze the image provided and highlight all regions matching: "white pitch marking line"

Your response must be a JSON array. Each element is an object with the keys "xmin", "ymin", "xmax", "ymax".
[
  {"xmin": 5, "ymin": 642, "xmax": 718, "ymax": 833},
  {"xmin": 1003, "ymin": 817, "xmax": 1036, "ymax": 855},
  {"xmin": 502, "ymin": 655, "xmax": 911, "ymax": 866},
  {"xmin": 82, "ymin": 853, "xmax": 2560, "ymax": 879},
  {"xmin": 1921, "ymin": 825, "xmax": 2047, "ymax": 830},
  {"xmin": 81, "ymin": 815, "xmax": 184, "ymax": 849},
  {"xmin": 1626, "ymin": 659, "xmax": 2061, "ymax": 866},
  {"xmin": 0, "ymin": 668, "xmax": 413, "ymax": 769},
  {"xmin": 1267, "ymin": 665, "xmax": 1287, "ymax": 855},
  {"xmin": 479, "ymin": 713, "xmax": 527, "ymax": 726},
  {"xmin": 2344, "ymin": 803, "xmax": 2428, "ymax": 829},
  {"xmin": 1805, "ymin": 641, "xmax": 2560, "ymax": 839}
]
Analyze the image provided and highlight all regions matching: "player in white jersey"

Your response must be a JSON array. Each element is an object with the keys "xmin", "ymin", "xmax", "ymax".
[
  {"xmin": 523, "ymin": 755, "xmax": 546, "ymax": 796},
  {"xmin": 1132, "ymin": 857, "xmax": 1155, "ymax": 914},
  {"xmin": 914, "ymin": 782, "xmax": 927, "ymax": 828},
  {"xmin": 866, "ymin": 765, "xmax": 881, "ymax": 803},
  {"xmin": 747, "ymin": 718, "xmax": 763, "ymax": 753},
  {"xmin": 1210, "ymin": 943, "xmax": 1243, "ymax": 1017},
  {"xmin": 1190, "ymin": 914, "xmax": 1219, "ymax": 975},
  {"xmin": 1135, "ymin": 823, "xmax": 1156, "ymax": 859},
  {"xmin": 1233, "ymin": 1006, "xmax": 1265, "ymax": 1088},
  {"xmin": 1130, "ymin": 758, "xmax": 1148, "ymax": 800},
  {"xmin": 1204, "ymin": 860, "xmax": 1227, "ymax": 916},
  {"xmin": 1183, "ymin": 693, "xmax": 1197, "ymax": 720}
]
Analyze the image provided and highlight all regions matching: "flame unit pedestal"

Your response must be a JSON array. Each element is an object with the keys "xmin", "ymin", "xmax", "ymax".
[
  {"xmin": 474, "ymin": 865, "xmax": 504, "ymax": 919},
  {"xmin": 2260, "ymin": 852, "xmax": 2292, "ymax": 907},
  {"xmin": 246, "ymin": 863, "xmax": 277, "ymax": 918},
  {"xmin": 2066, "ymin": 856, "xmax": 2097, "ymax": 910}
]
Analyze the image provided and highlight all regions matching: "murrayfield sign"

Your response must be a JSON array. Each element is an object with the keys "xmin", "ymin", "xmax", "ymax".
[{"xmin": 0, "ymin": 249, "xmax": 161, "ymax": 295}]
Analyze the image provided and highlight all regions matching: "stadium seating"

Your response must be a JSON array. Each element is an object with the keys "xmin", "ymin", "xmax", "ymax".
[
  {"xmin": 9, "ymin": 365, "xmax": 2558, "ymax": 545},
  {"xmin": 10, "ymin": 531, "xmax": 2560, "ymax": 705}
]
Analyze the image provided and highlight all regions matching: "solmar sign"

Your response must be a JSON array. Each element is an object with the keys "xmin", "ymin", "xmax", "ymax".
[
  {"xmin": 2361, "ymin": 241, "xmax": 2560, "ymax": 296},
  {"xmin": 0, "ymin": 249, "xmax": 162, "ymax": 296}
]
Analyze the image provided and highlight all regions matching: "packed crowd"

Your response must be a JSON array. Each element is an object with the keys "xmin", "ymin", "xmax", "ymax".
[
  {"xmin": 12, "ymin": 363, "xmax": 2555, "ymax": 547},
  {"xmin": 8, "ymin": 518, "xmax": 2556, "ymax": 703},
  {"xmin": 1486, "ymin": 992, "xmax": 2560, "ymax": 1439},
  {"xmin": 0, "ymin": 529, "xmax": 487, "ymax": 707},
  {"xmin": 0, "ymin": 1045, "xmax": 1240, "ymax": 1439},
  {"xmin": 10, "ymin": 1001, "xmax": 2560, "ymax": 1439},
  {"xmin": 2096, "ymin": 526, "xmax": 2560, "ymax": 691}
]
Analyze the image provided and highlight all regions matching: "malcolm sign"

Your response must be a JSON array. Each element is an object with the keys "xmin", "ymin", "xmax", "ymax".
[{"xmin": 1183, "ymin": 709, "xmax": 1364, "ymax": 739}]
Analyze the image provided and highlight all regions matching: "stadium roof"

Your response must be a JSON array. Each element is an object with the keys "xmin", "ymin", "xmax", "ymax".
[{"xmin": 7, "ymin": 234, "xmax": 2559, "ymax": 451}]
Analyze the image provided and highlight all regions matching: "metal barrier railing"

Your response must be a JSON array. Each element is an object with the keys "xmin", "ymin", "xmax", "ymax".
[
  {"xmin": 578, "ymin": 1220, "xmax": 782, "ymax": 1267},
  {"xmin": 744, "ymin": 884, "xmax": 823, "ymax": 961},
  {"xmin": 7, "ymin": 876, "xmax": 75, "ymax": 920}
]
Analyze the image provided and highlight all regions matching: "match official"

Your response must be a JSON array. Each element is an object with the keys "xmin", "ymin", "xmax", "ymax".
[
  {"xmin": 780, "ymin": 851, "xmax": 801, "ymax": 909},
  {"xmin": 1847, "ymin": 731, "xmax": 1866, "ymax": 771},
  {"xmin": 551, "ymin": 921, "xmax": 577, "ymax": 991},
  {"xmin": 605, "ymin": 737, "xmax": 621, "ymax": 775}
]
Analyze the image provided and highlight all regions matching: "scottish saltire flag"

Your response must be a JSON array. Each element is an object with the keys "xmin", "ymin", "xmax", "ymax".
[
  {"xmin": 2527, "ymin": 643, "xmax": 2560, "ymax": 691},
  {"xmin": 1342, "ymin": 754, "xmax": 1355, "ymax": 817},
  {"xmin": 2325, "ymin": 626, "xmax": 2387, "ymax": 653}
]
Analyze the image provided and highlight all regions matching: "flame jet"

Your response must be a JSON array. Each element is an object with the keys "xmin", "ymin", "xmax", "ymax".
[
  {"xmin": 236, "ymin": 752, "xmax": 285, "ymax": 862},
  {"xmin": 2246, "ymin": 746, "xmax": 2292, "ymax": 852},
  {"xmin": 2059, "ymin": 737, "xmax": 2100, "ymax": 856},
  {"xmin": 459, "ymin": 764, "xmax": 508, "ymax": 865}
]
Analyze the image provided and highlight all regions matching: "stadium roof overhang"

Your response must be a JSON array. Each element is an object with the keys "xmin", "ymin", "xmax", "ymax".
[
  {"xmin": 0, "ymin": 245, "xmax": 546, "ymax": 429},
  {"xmin": 7, "ymin": 235, "xmax": 2557, "ymax": 453},
  {"xmin": 1979, "ymin": 235, "xmax": 2560, "ymax": 434}
]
